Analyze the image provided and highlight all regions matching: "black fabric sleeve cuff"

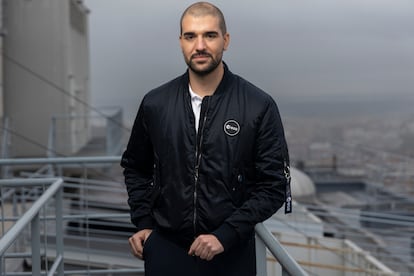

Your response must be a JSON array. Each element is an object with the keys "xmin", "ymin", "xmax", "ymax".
[
  {"xmin": 132, "ymin": 215, "xmax": 155, "ymax": 231},
  {"xmin": 212, "ymin": 223, "xmax": 240, "ymax": 251}
]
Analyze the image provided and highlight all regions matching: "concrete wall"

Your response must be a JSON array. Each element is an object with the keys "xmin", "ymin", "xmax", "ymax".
[
  {"xmin": 0, "ymin": 1, "xmax": 3, "ymax": 118},
  {"xmin": 4, "ymin": 0, "xmax": 90, "ymax": 157}
]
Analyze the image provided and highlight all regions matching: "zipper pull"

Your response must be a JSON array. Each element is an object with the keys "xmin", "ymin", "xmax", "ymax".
[{"xmin": 284, "ymin": 160, "xmax": 292, "ymax": 214}]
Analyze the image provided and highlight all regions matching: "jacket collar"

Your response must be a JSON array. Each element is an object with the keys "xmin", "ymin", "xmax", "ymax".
[{"xmin": 183, "ymin": 61, "xmax": 233, "ymax": 97}]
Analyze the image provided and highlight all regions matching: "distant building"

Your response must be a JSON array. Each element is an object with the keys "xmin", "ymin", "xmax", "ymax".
[{"xmin": 3, "ymin": 0, "xmax": 91, "ymax": 157}]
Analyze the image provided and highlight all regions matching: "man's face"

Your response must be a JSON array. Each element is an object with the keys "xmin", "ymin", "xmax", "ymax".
[{"xmin": 180, "ymin": 15, "xmax": 229, "ymax": 76}]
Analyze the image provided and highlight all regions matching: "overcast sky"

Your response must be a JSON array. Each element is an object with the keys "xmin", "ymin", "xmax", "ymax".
[{"xmin": 84, "ymin": 0, "xmax": 414, "ymax": 123}]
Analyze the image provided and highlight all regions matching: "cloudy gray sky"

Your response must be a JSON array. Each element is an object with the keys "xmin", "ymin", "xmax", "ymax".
[{"xmin": 84, "ymin": 0, "xmax": 414, "ymax": 123}]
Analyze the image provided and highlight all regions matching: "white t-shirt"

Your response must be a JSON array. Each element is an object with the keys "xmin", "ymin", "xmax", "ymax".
[{"xmin": 188, "ymin": 85, "xmax": 203, "ymax": 132}]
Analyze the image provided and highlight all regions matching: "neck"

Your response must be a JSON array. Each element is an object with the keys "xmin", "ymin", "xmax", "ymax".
[{"xmin": 189, "ymin": 62, "xmax": 224, "ymax": 97}]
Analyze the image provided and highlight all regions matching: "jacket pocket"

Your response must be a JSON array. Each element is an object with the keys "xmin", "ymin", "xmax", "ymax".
[
  {"xmin": 229, "ymin": 168, "xmax": 246, "ymax": 206},
  {"xmin": 150, "ymin": 162, "xmax": 161, "ymax": 208}
]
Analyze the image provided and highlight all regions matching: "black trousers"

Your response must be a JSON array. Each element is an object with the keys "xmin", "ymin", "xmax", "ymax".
[{"xmin": 143, "ymin": 231, "xmax": 256, "ymax": 276}]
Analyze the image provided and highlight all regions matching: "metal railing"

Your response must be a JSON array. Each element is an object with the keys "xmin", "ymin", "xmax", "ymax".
[
  {"xmin": 255, "ymin": 223, "xmax": 307, "ymax": 276},
  {"xmin": 0, "ymin": 178, "xmax": 64, "ymax": 276},
  {"xmin": 0, "ymin": 156, "xmax": 307, "ymax": 276}
]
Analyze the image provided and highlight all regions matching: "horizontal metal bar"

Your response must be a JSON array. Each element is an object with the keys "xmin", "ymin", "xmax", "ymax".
[
  {"xmin": 0, "ymin": 268, "xmax": 145, "ymax": 276},
  {"xmin": 0, "ymin": 213, "xmax": 129, "ymax": 223},
  {"xmin": 0, "ymin": 178, "xmax": 63, "ymax": 187},
  {"xmin": 2, "ymin": 252, "xmax": 34, "ymax": 258},
  {"xmin": 63, "ymin": 268, "xmax": 145, "ymax": 275},
  {"xmin": 302, "ymin": 203, "xmax": 414, "ymax": 222},
  {"xmin": 0, "ymin": 156, "xmax": 121, "ymax": 166},
  {"xmin": 19, "ymin": 173, "xmax": 121, "ymax": 187},
  {"xmin": 0, "ymin": 178, "xmax": 63, "ymax": 256}
]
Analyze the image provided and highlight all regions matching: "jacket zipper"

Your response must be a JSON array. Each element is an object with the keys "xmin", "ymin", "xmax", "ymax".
[{"xmin": 193, "ymin": 96, "xmax": 210, "ymax": 236}]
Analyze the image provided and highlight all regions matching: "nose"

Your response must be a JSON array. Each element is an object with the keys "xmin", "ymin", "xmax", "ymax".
[{"xmin": 195, "ymin": 36, "xmax": 206, "ymax": 50}]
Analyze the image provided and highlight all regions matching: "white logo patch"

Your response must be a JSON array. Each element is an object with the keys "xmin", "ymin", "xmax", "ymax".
[{"xmin": 223, "ymin": 120, "xmax": 240, "ymax": 136}]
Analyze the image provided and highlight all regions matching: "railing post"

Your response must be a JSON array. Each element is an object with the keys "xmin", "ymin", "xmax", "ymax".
[
  {"xmin": 255, "ymin": 234, "xmax": 268, "ymax": 276},
  {"xmin": 31, "ymin": 213, "xmax": 41, "ymax": 276},
  {"xmin": 56, "ymin": 186, "xmax": 64, "ymax": 276}
]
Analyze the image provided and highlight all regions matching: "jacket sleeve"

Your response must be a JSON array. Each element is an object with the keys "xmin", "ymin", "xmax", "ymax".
[
  {"xmin": 120, "ymin": 99, "xmax": 155, "ymax": 231},
  {"xmin": 213, "ymin": 97, "xmax": 288, "ymax": 250}
]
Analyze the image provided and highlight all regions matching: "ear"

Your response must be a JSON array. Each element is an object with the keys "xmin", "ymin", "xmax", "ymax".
[{"xmin": 223, "ymin": 33, "xmax": 230, "ymax": 51}]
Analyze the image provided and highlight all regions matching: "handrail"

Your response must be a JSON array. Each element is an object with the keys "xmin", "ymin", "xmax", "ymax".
[
  {"xmin": 0, "ymin": 178, "xmax": 64, "ymax": 276},
  {"xmin": 255, "ymin": 223, "xmax": 308, "ymax": 276},
  {"xmin": 0, "ymin": 156, "xmax": 120, "ymax": 165}
]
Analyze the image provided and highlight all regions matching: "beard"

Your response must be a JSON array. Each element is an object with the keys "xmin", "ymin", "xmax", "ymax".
[{"xmin": 185, "ymin": 51, "xmax": 222, "ymax": 76}]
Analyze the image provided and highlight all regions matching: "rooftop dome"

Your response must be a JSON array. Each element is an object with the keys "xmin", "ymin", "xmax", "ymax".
[{"xmin": 290, "ymin": 167, "xmax": 316, "ymax": 197}]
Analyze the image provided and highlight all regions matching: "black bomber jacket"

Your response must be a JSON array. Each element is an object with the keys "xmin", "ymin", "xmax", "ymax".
[{"xmin": 121, "ymin": 64, "xmax": 289, "ymax": 251}]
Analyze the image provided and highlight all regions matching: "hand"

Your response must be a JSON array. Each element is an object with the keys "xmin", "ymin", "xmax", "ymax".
[
  {"xmin": 188, "ymin": 234, "xmax": 224, "ymax": 261},
  {"xmin": 128, "ymin": 229, "xmax": 153, "ymax": 259}
]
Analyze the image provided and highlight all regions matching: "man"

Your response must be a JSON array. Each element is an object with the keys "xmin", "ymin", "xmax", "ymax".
[{"xmin": 121, "ymin": 2, "xmax": 290, "ymax": 275}]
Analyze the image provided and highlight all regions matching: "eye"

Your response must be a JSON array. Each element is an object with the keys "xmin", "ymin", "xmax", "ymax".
[
  {"xmin": 183, "ymin": 34, "xmax": 195, "ymax": 41},
  {"xmin": 205, "ymin": 32, "xmax": 218, "ymax": 40}
]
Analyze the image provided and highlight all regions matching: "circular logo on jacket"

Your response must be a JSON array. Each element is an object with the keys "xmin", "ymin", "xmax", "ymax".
[{"xmin": 224, "ymin": 120, "xmax": 240, "ymax": 136}]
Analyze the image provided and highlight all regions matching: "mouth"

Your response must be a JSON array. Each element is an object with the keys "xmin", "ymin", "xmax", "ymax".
[{"xmin": 191, "ymin": 53, "xmax": 211, "ymax": 61}]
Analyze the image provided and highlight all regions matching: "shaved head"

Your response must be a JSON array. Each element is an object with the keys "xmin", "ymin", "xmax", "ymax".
[{"xmin": 180, "ymin": 2, "xmax": 227, "ymax": 35}]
